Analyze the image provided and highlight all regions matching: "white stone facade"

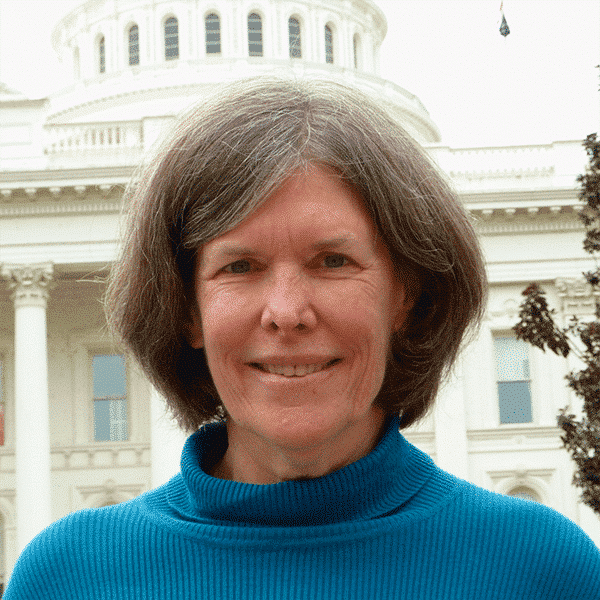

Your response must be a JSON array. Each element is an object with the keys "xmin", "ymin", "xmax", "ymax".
[{"xmin": 1, "ymin": 0, "xmax": 599, "ymax": 588}]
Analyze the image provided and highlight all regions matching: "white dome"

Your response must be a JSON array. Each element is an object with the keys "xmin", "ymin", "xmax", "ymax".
[{"xmin": 47, "ymin": 0, "xmax": 440, "ymax": 144}]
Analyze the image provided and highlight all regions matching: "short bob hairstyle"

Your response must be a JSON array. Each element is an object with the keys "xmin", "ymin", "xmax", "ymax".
[{"xmin": 105, "ymin": 77, "xmax": 487, "ymax": 432}]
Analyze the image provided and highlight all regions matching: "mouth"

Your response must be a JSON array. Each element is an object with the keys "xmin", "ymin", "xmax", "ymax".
[{"xmin": 249, "ymin": 359, "xmax": 341, "ymax": 378}]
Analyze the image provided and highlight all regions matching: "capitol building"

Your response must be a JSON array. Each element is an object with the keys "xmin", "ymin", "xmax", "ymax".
[{"xmin": 0, "ymin": 0, "xmax": 599, "ymax": 587}]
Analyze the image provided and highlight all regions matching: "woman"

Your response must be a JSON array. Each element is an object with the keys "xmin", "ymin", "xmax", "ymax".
[{"xmin": 6, "ymin": 78, "xmax": 599, "ymax": 599}]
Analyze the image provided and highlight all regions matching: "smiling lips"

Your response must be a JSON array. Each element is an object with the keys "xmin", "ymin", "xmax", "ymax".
[{"xmin": 250, "ymin": 359, "xmax": 340, "ymax": 377}]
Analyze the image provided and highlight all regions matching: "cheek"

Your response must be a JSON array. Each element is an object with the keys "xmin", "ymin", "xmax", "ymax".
[
  {"xmin": 335, "ymin": 278, "xmax": 400, "ymax": 331},
  {"xmin": 199, "ymin": 287, "xmax": 253, "ymax": 355},
  {"xmin": 329, "ymin": 296, "xmax": 396, "ymax": 364}
]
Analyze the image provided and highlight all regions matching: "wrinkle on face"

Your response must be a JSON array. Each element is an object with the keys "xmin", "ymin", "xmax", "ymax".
[{"xmin": 187, "ymin": 165, "xmax": 414, "ymax": 483}]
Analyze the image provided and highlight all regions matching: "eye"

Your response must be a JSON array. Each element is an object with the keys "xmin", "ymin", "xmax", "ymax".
[
  {"xmin": 322, "ymin": 254, "xmax": 350, "ymax": 269},
  {"xmin": 223, "ymin": 259, "xmax": 253, "ymax": 274}
]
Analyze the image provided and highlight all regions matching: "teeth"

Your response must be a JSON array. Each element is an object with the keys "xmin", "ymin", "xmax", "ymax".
[{"xmin": 258, "ymin": 361, "xmax": 335, "ymax": 377}]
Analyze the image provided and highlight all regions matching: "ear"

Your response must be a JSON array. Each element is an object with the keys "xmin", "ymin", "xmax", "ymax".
[
  {"xmin": 393, "ymin": 299, "xmax": 412, "ymax": 333},
  {"xmin": 185, "ymin": 321, "xmax": 204, "ymax": 349},
  {"xmin": 393, "ymin": 271, "xmax": 420, "ymax": 333}
]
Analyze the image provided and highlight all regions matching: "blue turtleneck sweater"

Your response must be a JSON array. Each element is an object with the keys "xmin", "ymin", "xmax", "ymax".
[{"xmin": 5, "ymin": 417, "xmax": 600, "ymax": 599}]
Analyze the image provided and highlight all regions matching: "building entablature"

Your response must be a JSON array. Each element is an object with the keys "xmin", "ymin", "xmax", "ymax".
[
  {"xmin": 462, "ymin": 188, "xmax": 582, "ymax": 219},
  {"xmin": 0, "ymin": 166, "xmax": 132, "ymax": 198},
  {"xmin": 0, "ymin": 166, "xmax": 128, "ymax": 244},
  {"xmin": 0, "ymin": 164, "xmax": 586, "ymax": 227}
]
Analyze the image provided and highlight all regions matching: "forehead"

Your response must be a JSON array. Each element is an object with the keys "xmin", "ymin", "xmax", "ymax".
[{"xmin": 207, "ymin": 166, "xmax": 379, "ymax": 250}]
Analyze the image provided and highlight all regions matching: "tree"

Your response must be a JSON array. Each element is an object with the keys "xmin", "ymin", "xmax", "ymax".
[{"xmin": 513, "ymin": 133, "xmax": 600, "ymax": 516}]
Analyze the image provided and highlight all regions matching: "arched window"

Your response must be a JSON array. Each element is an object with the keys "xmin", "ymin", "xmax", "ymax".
[
  {"xmin": 508, "ymin": 486, "xmax": 540, "ymax": 503},
  {"xmin": 128, "ymin": 24, "xmax": 139, "ymax": 66},
  {"xmin": 288, "ymin": 17, "xmax": 301, "ymax": 58},
  {"xmin": 248, "ymin": 13, "xmax": 263, "ymax": 57},
  {"xmin": 165, "ymin": 17, "xmax": 179, "ymax": 60},
  {"xmin": 99, "ymin": 36, "xmax": 106, "ymax": 73},
  {"xmin": 205, "ymin": 13, "xmax": 221, "ymax": 54},
  {"xmin": 325, "ymin": 25, "xmax": 333, "ymax": 64},
  {"xmin": 353, "ymin": 33, "xmax": 360, "ymax": 69}
]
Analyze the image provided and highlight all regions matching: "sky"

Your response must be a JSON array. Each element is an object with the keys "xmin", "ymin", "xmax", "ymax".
[{"xmin": 0, "ymin": 0, "xmax": 598, "ymax": 148}]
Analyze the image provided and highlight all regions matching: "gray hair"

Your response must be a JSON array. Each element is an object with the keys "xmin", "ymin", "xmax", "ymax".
[{"xmin": 105, "ymin": 76, "xmax": 487, "ymax": 432}]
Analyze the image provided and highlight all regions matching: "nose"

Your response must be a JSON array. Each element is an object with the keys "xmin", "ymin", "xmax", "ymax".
[{"xmin": 260, "ymin": 267, "xmax": 317, "ymax": 333}]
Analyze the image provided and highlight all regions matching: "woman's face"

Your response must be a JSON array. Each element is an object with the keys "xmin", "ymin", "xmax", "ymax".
[{"xmin": 189, "ymin": 165, "xmax": 413, "ymax": 471}]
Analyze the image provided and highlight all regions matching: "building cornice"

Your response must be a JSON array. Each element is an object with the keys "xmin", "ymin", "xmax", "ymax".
[
  {"xmin": 474, "ymin": 212, "xmax": 584, "ymax": 236},
  {"xmin": 0, "ymin": 170, "xmax": 586, "ymax": 233},
  {"xmin": 460, "ymin": 187, "xmax": 577, "ymax": 206},
  {"xmin": 0, "ymin": 165, "xmax": 134, "ymax": 188},
  {"xmin": 0, "ymin": 166, "xmax": 132, "ymax": 212},
  {"xmin": 0, "ymin": 199, "xmax": 121, "ymax": 218}
]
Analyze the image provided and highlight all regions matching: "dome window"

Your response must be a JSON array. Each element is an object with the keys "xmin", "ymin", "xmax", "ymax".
[
  {"xmin": 248, "ymin": 13, "xmax": 263, "ymax": 57},
  {"xmin": 129, "ymin": 25, "xmax": 139, "ymax": 66},
  {"xmin": 73, "ymin": 47, "xmax": 80, "ymax": 79},
  {"xmin": 99, "ymin": 36, "xmax": 106, "ymax": 73},
  {"xmin": 353, "ymin": 33, "xmax": 360, "ymax": 69},
  {"xmin": 288, "ymin": 17, "xmax": 301, "ymax": 58},
  {"xmin": 165, "ymin": 17, "xmax": 179, "ymax": 60},
  {"xmin": 205, "ymin": 13, "xmax": 221, "ymax": 55},
  {"xmin": 325, "ymin": 25, "xmax": 333, "ymax": 64}
]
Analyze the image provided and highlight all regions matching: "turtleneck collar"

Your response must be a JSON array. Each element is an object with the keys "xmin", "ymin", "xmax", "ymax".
[{"xmin": 170, "ymin": 415, "xmax": 437, "ymax": 527}]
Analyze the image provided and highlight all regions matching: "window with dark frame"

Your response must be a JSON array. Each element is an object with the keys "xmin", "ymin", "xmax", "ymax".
[
  {"xmin": 325, "ymin": 25, "xmax": 333, "ymax": 64},
  {"xmin": 205, "ymin": 13, "xmax": 221, "ymax": 54},
  {"xmin": 288, "ymin": 17, "xmax": 301, "ymax": 58},
  {"xmin": 165, "ymin": 17, "xmax": 179, "ymax": 60},
  {"xmin": 128, "ymin": 24, "xmax": 139, "ymax": 66},
  {"xmin": 248, "ymin": 13, "xmax": 263, "ymax": 57},
  {"xmin": 99, "ymin": 36, "xmax": 106, "ymax": 73}
]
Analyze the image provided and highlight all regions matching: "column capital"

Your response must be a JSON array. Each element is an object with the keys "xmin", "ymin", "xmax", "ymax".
[
  {"xmin": 1, "ymin": 263, "xmax": 54, "ymax": 308},
  {"xmin": 555, "ymin": 277, "xmax": 600, "ymax": 318}
]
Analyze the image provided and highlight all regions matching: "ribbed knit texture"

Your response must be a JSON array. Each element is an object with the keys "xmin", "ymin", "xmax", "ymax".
[{"xmin": 5, "ymin": 416, "xmax": 600, "ymax": 599}]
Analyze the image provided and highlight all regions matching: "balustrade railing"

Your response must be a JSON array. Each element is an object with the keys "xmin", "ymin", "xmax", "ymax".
[
  {"xmin": 427, "ymin": 144, "xmax": 555, "ymax": 176},
  {"xmin": 44, "ymin": 121, "xmax": 143, "ymax": 155}
]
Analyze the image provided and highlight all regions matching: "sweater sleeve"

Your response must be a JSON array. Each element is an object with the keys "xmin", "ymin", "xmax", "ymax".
[
  {"xmin": 3, "ymin": 505, "xmax": 133, "ymax": 600},
  {"xmin": 448, "ymin": 482, "xmax": 600, "ymax": 600},
  {"xmin": 525, "ymin": 503, "xmax": 600, "ymax": 599}
]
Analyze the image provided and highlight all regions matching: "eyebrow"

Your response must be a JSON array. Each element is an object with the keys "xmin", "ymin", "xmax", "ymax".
[
  {"xmin": 309, "ymin": 236, "xmax": 359, "ymax": 251},
  {"xmin": 210, "ymin": 236, "xmax": 360, "ymax": 259}
]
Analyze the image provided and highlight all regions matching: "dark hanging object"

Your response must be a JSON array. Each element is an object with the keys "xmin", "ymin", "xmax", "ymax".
[{"xmin": 500, "ymin": 13, "xmax": 510, "ymax": 37}]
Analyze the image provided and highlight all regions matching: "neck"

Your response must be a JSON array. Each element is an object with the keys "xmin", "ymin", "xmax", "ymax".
[{"xmin": 211, "ymin": 410, "xmax": 388, "ymax": 484}]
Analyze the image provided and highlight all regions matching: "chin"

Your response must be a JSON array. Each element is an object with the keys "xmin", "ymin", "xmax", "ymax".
[{"xmin": 257, "ymin": 403, "xmax": 381, "ymax": 452}]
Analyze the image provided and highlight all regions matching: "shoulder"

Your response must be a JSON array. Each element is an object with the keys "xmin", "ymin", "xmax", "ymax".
[
  {"xmin": 446, "ymin": 479, "xmax": 600, "ymax": 597},
  {"xmin": 4, "ymin": 495, "xmax": 151, "ymax": 599},
  {"xmin": 453, "ymin": 478, "xmax": 592, "ymax": 537}
]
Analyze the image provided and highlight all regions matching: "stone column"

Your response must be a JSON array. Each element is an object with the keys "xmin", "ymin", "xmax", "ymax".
[
  {"xmin": 150, "ymin": 385, "xmax": 188, "ymax": 489},
  {"xmin": 1, "ymin": 263, "xmax": 53, "ymax": 553},
  {"xmin": 433, "ymin": 355, "xmax": 470, "ymax": 480}
]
